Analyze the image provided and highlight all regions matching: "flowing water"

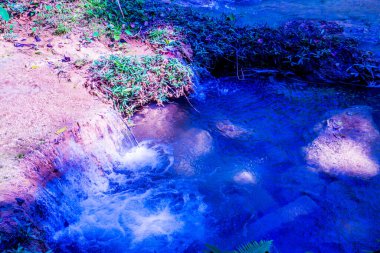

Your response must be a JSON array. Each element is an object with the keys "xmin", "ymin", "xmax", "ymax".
[
  {"xmin": 34, "ymin": 77, "xmax": 380, "ymax": 253},
  {"xmin": 32, "ymin": 1, "xmax": 380, "ymax": 252}
]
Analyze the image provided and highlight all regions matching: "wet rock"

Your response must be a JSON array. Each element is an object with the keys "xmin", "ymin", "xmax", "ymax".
[
  {"xmin": 233, "ymin": 171, "xmax": 256, "ymax": 184},
  {"xmin": 216, "ymin": 120, "xmax": 248, "ymax": 138},
  {"xmin": 305, "ymin": 106, "xmax": 380, "ymax": 178},
  {"xmin": 186, "ymin": 128, "xmax": 213, "ymax": 157},
  {"xmin": 132, "ymin": 103, "xmax": 187, "ymax": 142},
  {"xmin": 173, "ymin": 128, "xmax": 213, "ymax": 175},
  {"xmin": 247, "ymin": 196, "xmax": 319, "ymax": 239}
]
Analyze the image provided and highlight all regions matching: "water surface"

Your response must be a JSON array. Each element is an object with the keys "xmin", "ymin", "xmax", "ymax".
[{"xmin": 37, "ymin": 77, "xmax": 380, "ymax": 252}]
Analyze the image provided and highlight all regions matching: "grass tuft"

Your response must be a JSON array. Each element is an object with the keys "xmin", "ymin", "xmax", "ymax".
[{"xmin": 88, "ymin": 54, "xmax": 193, "ymax": 116}]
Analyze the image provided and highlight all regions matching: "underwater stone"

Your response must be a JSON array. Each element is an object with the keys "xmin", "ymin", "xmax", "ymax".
[
  {"xmin": 173, "ymin": 128, "xmax": 213, "ymax": 175},
  {"xmin": 305, "ymin": 106, "xmax": 380, "ymax": 178},
  {"xmin": 132, "ymin": 103, "xmax": 188, "ymax": 142},
  {"xmin": 216, "ymin": 120, "xmax": 248, "ymax": 138},
  {"xmin": 233, "ymin": 171, "xmax": 256, "ymax": 184},
  {"xmin": 247, "ymin": 195, "xmax": 319, "ymax": 239}
]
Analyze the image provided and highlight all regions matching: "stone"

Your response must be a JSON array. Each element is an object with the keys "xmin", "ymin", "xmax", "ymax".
[
  {"xmin": 173, "ymin": 128, "xmax": 213, "ymax": 175},
  {"xmin": 233, "ymin": 171, "xmax": 256, "ymax": 184},
  {"xmin": 305, "ymin": 106, "xmax": 380, "ymax": 178},
  {"xmin": 131, "ymin": 103, "xmax": 187, "ymax": 142},
  {"xmin": 216, "ymin": 120, "xmax": 248, "ymax": 138},
  {"xmin": 247, "ymin": 196, "xmax": 319, "ymax": 239}
]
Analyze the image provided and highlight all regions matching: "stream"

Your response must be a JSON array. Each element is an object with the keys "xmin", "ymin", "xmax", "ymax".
[
  {"xmin": 31, "ymin": 0, "xmax": 380, "ymax": 252},
  {"xmin": 33, "ymin": 77, "xmax": 380, "ymax": 253}
]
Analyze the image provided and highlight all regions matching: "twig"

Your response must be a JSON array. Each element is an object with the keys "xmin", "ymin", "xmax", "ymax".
[
  {"xmin": 184, "ymin": 94, "xmax": 200, "ymax": 113},
  {"xmin": 115, "ymin": 0, "xmax": 125, "ymax": 18}
]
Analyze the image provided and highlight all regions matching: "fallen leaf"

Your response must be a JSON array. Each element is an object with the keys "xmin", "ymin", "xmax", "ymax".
[{"xmin": 55, "ymin": 127, "xmax": 67, "ymax": 135}]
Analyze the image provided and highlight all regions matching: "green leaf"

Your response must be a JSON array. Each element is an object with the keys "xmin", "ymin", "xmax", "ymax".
[
  {"xmin": 125, "ymin": 29, "xmax": 133, "ymax": 36},
  {"xmin": 0, "ymin": 6, "xmax": 10, "ymax": 22},
  {"xmin": 234, "ymin": 240, "xmax": 273, "ymax": 253}
]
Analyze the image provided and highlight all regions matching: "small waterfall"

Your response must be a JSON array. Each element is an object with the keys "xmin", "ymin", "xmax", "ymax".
[{"xmin": 23, "ymin": 108, "xmax": 206, "ymax": 252}]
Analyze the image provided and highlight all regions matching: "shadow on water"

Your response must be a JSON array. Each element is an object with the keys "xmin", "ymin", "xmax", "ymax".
[{"xmin": 33, "ymin": 76, "xmax": 380, "ymax": 252}]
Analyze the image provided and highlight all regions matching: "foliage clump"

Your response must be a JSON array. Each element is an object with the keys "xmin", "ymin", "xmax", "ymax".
[
  {"xmin": 88, "ymin": 54, "xmax": 193, "ymax": 116},
  {"xmin": 85, "ymin": 0, "xmax": 380, "ymax": 86},
  {"xmin": 0, "ymin": 0, "xmax": 81, "ymax": 36}
]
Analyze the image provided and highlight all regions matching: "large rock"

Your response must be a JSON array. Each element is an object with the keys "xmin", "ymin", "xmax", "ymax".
[
  {"xmin": 132, "ymin": 103, "xmax": 188, "ymax": 142},
  {"xmin": 305, "ymin": 106, "xmax": 380, "ymax": 178}
]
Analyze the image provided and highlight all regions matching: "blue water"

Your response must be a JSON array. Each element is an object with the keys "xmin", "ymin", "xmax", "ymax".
[{"xmin": 35, "ymin": 77, "xmax": 380, "ymax": 252}]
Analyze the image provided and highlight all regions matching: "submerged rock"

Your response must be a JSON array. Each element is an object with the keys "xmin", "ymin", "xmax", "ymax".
[
  {"xmin": 247, "ymin": 196, "xmax": 319, "ymax": 239},
  {"xmin": 305, "ymin": 106, "xmax": 380, "ymax": 178},
  {"xmin": 132, "ymin": 103, "xmax": 188, "ymax": 142},
  {"xmin": 233, "ymin": 171, "xmax": 256, "ymax": 184},
  {"xmin": 185, "ymin": 128, "xmax": 213, "ymax": 157},
  {"xmin": 173, "ymin": 128, "xmax": 213, "ymax": 175},
  {"xmin": 216, "ymin": 120, "xmax": 248, "ymax": 138}
]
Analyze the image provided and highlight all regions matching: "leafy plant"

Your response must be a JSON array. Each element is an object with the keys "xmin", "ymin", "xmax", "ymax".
[
  {"xmin": 235, "ymin": 240, "xmax": 273, "ymax": 253},
  {"xmin": 53, "ymin": 22, "xmax": 69, "ymax": 35},
  {"xmin": 204, "ymin": 240, "xmax": 273, "ymax": 253},
  {"xmin": 88, "ymin": 54, "xmax": 193, "ymax": 116},
  {"xmin": 86, "ymin": 0, "xmax": 379, "ymax": 85}
]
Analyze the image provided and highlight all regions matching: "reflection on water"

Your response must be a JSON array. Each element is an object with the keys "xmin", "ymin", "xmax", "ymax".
[{"xmin": 35, "ymin": 77, "xmax": 380, "ymax": 252}]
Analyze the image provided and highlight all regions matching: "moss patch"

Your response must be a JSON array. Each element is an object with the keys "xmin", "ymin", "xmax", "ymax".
[{"xmin": 88, "ymin": 55, "xmax": 193, "ymax": 116}]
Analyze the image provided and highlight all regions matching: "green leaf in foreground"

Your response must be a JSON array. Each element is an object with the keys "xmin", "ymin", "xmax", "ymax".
[{"xmin": 235, "ymin": 240, "xmax": 273, "ymax": 253}]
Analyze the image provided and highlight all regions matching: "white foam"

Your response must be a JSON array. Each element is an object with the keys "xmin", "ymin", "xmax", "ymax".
[
  {"xmin": 121, "ymin": 145, "xmax": 160, "ymax": 170},
  {"xmin": 127, "ymin": 207, "xmax": 184, "ymax": 243}
]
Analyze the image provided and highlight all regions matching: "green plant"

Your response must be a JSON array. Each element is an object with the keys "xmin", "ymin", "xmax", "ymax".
[
  {"xmin": 85, "ymin": 0, "xmax": 379, "ymax": 85},
  {"xmin": 204, "ymin": 240, "xmax": 273, "ymax": 253},
  {"xmin": 235, "ymin": 240, "xmax": 273, "ymax": 253},
  {"xmin": 53, "ymin": 22, "xmax": 69, "ymax": 35},
  {"xmin": 149, "ymin": 27, "xmax": 178, "ymax": 46},
  {"xmin": 88, "ymin": 54, "xmax": 193, "ymax": 116}
]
